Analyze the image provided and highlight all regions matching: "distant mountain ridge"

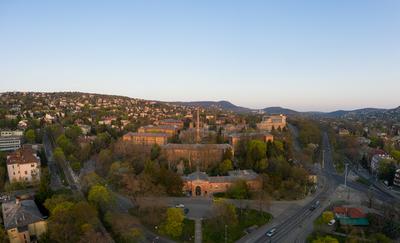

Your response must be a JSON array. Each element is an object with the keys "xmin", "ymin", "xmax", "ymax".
[
  {"xmin": 169, "ymin": 100, "xmax": 252, "ymax": 113},
  {"xmin": 172, "ymin": 100, "xmax": 399, "ymax": 118}
]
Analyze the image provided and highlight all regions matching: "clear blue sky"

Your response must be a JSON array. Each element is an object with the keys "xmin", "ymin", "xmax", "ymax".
[{"xmin": 0, "ymin": 0, "xmax": 399, "ymax": 111}]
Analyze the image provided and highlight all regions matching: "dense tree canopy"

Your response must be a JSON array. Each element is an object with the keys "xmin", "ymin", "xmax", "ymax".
[
  {"xmin": 88, "ymin": 185, "xmax": 115, "ymax": 211},
  {"xmin": 161, "ymin": 208, "xmax": 184, "ymax": 239},
  {"xmin": 24, "ymin": 129, "xmax": 36, "ymax": 144}
]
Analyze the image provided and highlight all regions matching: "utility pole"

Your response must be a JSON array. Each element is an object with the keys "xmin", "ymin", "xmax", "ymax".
[
  {"xmin": 322, "ymin": 150, "xmax": 325, "ymax": 170},
  {"xmin": 344, "ymin": 163, "xmax": 348, "ymax": 188},
  {"xmin": 345, "ymin": 162, "xmax": 350, "ymax": 200}
]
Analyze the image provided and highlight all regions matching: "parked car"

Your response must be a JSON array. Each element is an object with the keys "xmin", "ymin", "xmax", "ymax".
[
  {"xmin": 175, "ymin": 203, "xmax": 185, "ymax": 208},
  {"xmin": 184, "ymin": 208, "xmax": 189, "ymax": 214},
  {"xmin": 328, "ymin": 219, "xmax": 336, "ymax": 226},
  {"xmin": 266, "ymin": 228, "xmax": 276, "ymax": 237}
]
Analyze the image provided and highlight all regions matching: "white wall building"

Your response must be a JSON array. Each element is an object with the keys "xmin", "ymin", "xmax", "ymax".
[
  {"xmin": 6, "ymin": 145, "xmax": 41, "ymax": 183},
  {"xmin": 370, "ymin": 153, "xmax": 393, "ymax": 173}
]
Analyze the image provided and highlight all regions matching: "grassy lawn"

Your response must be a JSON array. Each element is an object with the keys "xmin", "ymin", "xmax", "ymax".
[
  {"xmin": 355, "ymin": 177, "xmax": 371, "ymax": 186},
  {"xmin": 181, "ymin": 218, "xmax": 195, "ymax": 243},
  {"xmin": 306, "ymin": 232, "xmax": 346, "ymax": 243},
  {"xmin": 203, "ymin": 208, "xmax": 272, "ymax": 243}
]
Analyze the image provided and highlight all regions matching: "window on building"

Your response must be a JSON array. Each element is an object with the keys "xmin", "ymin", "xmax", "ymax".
[
  {"xmin": 31, "ymin": 164, "xmax": 35, "ymax": 167},
  {"xmin": 25, "ymin": 171, "xmax": 27, "ymax": 175}
]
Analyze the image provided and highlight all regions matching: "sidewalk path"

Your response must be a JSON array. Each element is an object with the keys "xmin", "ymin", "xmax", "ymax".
[{"xmin": 195, "ymin": 218, "xmax": 202, "ymax": 243}]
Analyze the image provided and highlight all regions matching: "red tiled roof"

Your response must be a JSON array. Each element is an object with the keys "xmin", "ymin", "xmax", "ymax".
[
  {"xmin": 333, "ymin": 207, "xmax": 366, "ymax": 218},
  {"xmin": 7, "ymin": 145, "xmax": 39, "ymax": 165},
  {"xmin": 123, "ymin": 132, "xmax": 168, "ymax": 138}
]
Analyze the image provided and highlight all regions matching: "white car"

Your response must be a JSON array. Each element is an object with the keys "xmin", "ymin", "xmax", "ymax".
[
  {"xmin": 175, "ymin": 204, "xmax": 185, "ymax": 208},
  {"xmin": 328, "ymin": 219, "xmax": 336, "ymax": 226},
  {"xmin": 266, "ymin": 228, "xmax": 276, "ymax": 237}
]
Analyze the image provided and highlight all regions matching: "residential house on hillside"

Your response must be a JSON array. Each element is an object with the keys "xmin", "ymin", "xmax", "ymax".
[
  {"xmin": 370, "ymin": 152, "xmax": 394, "ymax": 173},
  {"xmin": 7, "ymin": 145, "xmax": 41, "ymax": 183},
  {"xmin": 157, "ymin": 119, "xmax": 184, "ymax": 129},
  {"xmin": 257, "ymin": 114, "xmax": 287, "ymax": 131},
  {"xmin": 333, "ymin": 207, "xmax": 369, "ymax": 226},
  {"xmin": 2, "ymin": 198, "xmax": 47, "ymax": 243}
]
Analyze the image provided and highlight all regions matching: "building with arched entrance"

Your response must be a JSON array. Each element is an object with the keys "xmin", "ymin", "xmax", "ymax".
[{"xmin": 182, "ymin": 170, "xmax": 261, "ymax": 197}]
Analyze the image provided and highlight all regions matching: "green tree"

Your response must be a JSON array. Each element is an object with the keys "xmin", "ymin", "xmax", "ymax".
[
  {"xmin": 378, "ymin": 159, "xmax": 396, "ymax": 185},
  {"xmin": 322, "ymin": 211, "xmax": 334, "ymax": 224},
  {"xmin": 82, "ymin": 172, "xmax": 104, "ymax": 193},
  {"xmin": 36, "ymin": 168, "xmax": 53, "ymax": 204},
  {"xmin": 312, "ymin": 235, "xmax": 338, "ymax": 243},
  {"xmin": 25, "ymin": 129, "xmax": 36, "ymax": 144},
  {"xmin": 213, "ymin": 201, "xmax": 238, "ymax": 226},
  {"xmin": 390, "ymin": 150, "xmax": 400, "ymax": 163},
  {"xmin": 157, "ymin": 167, "xmax": 183, "ymax": 196},
  {"xmin": 255, "ymin": 158, "xmax": 268, "ymax": 172},
  {"xmin": 65, "ymin": 125, "xmax": 82, "ymax": 141},
  {"xmin": 53, "ymin": 147, "xmax": 66, "ymax": 163},
  {"xmin": 161, "ymin": 208, "xmax": 184, "ymax": 239},
  {"xmin": 218, "ymin": 159, "xmax": 233, "ymax": 175},
  {"xmin": 46, "ymin": 198, "xmax": 100, "ymax": 243},
  {"xmin": 226, "ymin": 179, "xmax": 250, "ymax": 199},
  {"xmin": 150, "ymin": 144, "xmax": 161, "ymax": 160},
  {"xmin": 223, "ymin": 147, "xmax": 234, "ymax": 161},
  {"xmin": 97, "ymin": 149, "xmax": 113, "ymax": 176},
  {"xmin": 246, "ymin": 140, "xmax": 267, "ymax": 169},
  {"xmin": 88, "ymin": 185, "xmax": 115, "ymax": 211},
  {"xmin": 56, "ymin": 134, "xmax": 75, "ymax": 155},
  {"xmin": 0, "ymin": 224, "xmax": 7, "ymax": 243},
  {"xmin": 370, "ymin": 233, "xmax": 392, "ymax": 243}
]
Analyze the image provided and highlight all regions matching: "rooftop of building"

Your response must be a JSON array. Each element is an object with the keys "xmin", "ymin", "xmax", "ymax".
[
  {"xmin": 124, "ymin": 132, "xmax": 169, "ymax": 138},
  {"xmin": 159, "ymin": 118, "xmax": 182, "ymax": 123},
  {"xmin": 140, "ymin": 124, "xmax": 178, "ymax": 130},
  {"xmin": 183, "ymin": 169, "xmax": 258, "ymax": 182},
  {"xmin": 162, "ymin": 143, "xmax": 232, "ymax": 149},
  {"xmin": 6, "ymin": 145, "xmax": 39, "ymax": 165},
  {"xmin": 229, "ymin": 132, "xmax": 272, "ymax": 138},
  {"xmin": 333, "ymin": 207, "xmax": 366, "ymax": 219},
  {"xmin": 2, "ymin": 199, "xmax": 45, "ymax": 230}
]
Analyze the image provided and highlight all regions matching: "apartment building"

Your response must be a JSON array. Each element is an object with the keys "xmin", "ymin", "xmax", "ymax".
[
  {"xmin": 257, "ymin": 114, "xmax": 287, "ymax": 131},
  {"xmin": 122, "ymin": 132, "xmax": 168, "ymax": 146},
  {"xmin": 7, "ymin": 145, "xmax": 41, "ymax": 183}
]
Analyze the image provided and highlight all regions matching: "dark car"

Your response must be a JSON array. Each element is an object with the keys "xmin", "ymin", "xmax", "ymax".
[
  {"xmin": 184, "ymin": 208, "xmax": 189, "ymax": 214},
  {"xmin": 309, "ymin": 200, "xmax": 320, "ymax": 211}
]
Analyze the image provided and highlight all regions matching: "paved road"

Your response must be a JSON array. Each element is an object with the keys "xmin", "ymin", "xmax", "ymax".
[
  {"xmin": 247, "ymin": 131, "xmax": 398, "ymax": 243},
  {"xmin": 42, "ymin": 134, "xmax": 64, "ymax": 190}
]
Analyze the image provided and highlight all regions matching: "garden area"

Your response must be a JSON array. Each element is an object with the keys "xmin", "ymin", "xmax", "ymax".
[
  {"xmin": 308, "ymin": 207, "xmax": 395, "ymax": 243},
  {"xmin": 203, "ymin": 201, "xmax": 272, "ymax": 243}
]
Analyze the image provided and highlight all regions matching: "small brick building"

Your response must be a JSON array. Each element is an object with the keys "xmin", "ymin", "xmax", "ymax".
[{"xmin": 182, "ymin": 170, "xmax": 261, "ymax": 197}]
